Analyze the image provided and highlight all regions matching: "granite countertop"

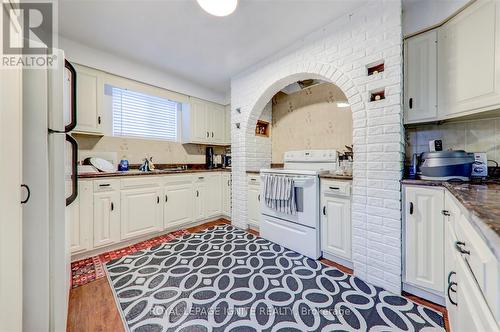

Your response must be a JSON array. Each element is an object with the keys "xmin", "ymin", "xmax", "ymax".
[
  {"xmin": 319, "ymin": 174, "xmax": 353, "ymax": 180},
  {"xmin": 79, "ymin": 168, "xmax": 230, "ymax": 179},
  {"xmin": 402, "ymin": 179, "xmax": 500, "ymax": 259}
]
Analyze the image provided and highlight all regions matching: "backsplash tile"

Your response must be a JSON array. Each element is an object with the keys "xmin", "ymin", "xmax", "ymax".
[{"xmin": 405, "ymin": 117, "xmax": 500, "ymax": 164}]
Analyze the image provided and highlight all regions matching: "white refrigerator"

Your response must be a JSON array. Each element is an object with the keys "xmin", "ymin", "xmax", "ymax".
[{"xmin": 22, "ymin": 49, "xmax": 78, "ymax": 331}]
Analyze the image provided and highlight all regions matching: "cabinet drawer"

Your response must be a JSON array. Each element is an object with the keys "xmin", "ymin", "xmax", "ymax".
[
  {"xmin": 193, "ymin": 173, "xmax": 208, "ymax": 183},
  {"xmin": 93, "ymin": 179, "xmax": 120, "ymax": 192},
  {"xmin": 163, "ymin": 174, "xmax": 193, "ymax": 186},
  {"xmin": 120, "ymin": 176, "xmax": 161, "ymax": 190},
  {"xmin": 247, "ymin": 175, "xmax": 260, "ymax": 186},
  {"xmin": 321, "ymin": 180, "xmax": 351, "ymax": 196}
]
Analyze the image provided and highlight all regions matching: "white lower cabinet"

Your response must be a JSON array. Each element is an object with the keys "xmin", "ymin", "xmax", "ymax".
[
  {"xmin": 120, "ymin": 184, "xmax": 163, "ymax": 241},
  {"xmin": 71, "ymin": 172, "xmax": 230, "ymax": 259},
  {"xmin": 193, "ymin": 177, "xmax": 206, "ymax": 221},
  {"xmin": 404, "ymin": 186, "xmax": 444, "ymax": 294},
  {"xmin": 163, "ymin": 175, "xmax": 194, "ymax": 229},
  {"xmin": 222, "ymin": 172, "xmax": 231, "ymax": 216},
  {"xmin": 247, "ymin": 174, "xmax": 261, "ymax": 228},
  {"xmin": 320, "ymin": 181, "xmax": 352, "ymax": 264},
  {"xmin": 205, "ymin": 173, "xmax": 222, "ymax": 218},
  {"xmin": 68, "ymin": 180, "xmax": 92, "ymax": 254},
  {"xmin": 405, "ymin": 185, "xmax": 499, "ymax": 330},
  {"xmin": 93, "ymin": 189, "xmax": 120, "ymax": 249}
]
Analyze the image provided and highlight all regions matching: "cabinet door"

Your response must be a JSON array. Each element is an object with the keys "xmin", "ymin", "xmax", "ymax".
[
  {"xmin": 247, "ymin": 186, "xmax": 260, "ymax": 227},
  {"xmin": 74, "ymin": 65, "xmax": 103, "ymax": 134},
  {"xmin": 121, "ymin": 186, "xmax": 162, "ymax": 240},
  {"xmin": 190, "ymin": 98, "xmax": 209, "ymax": 143},
  {"xmin": 224, "ymin": 105, "xmax": 231, "ymax": 145},
  {"xmin": 193, "ymin": 182, "xmax": 205, "ymax": 221},
  {"xmin": 404, "ymin": 186, "xmax": 444, "ymax": 293},
  {"xmin": 321, "ymin": 195, "xmax": 352, "ymax": 260},
  {"xmin": 438, "ymin": 0, "xmax": 500, "ymax": 117},
  {"xmin": 164, "ymin": 180, "xmax": 194, "ymax": 229},
  {"xmin": 204, "ymin": 173, "xmax": 222, "ymax": 218},
  {"xmin": 455, "ymin": 255, "xmax": 498, "ymax": 332},
  {"xmin": 93, "ymin": 191, "xmax": 120, "ymax": 248},
  {"xmin": 209, "ymin": 103, "xmax": 225, "ymax": 144},
  {"xmin": 69, "ymin": 180, "xmax": 92, "ymax": 254},
  {"xmin": 404, "ymin": 30, "xmax": 438, "ymax": 123},
  {"xmin": 222, "ymin": 173, "xmax": 231, "ymax": 217}
]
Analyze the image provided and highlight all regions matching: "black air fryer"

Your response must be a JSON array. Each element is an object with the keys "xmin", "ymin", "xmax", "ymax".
[{"xmin": 205, "ymin": 147, "xmax": 214, "ymax": 169}]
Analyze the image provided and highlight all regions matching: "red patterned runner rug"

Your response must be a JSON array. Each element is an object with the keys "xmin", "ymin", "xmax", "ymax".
[{"xmin": 71, "ymin": 229, "xmax": 189, "ymax": 288}]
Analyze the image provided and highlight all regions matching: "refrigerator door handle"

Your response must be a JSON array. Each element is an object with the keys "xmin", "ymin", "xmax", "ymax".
[
  {"xmin": 66, "ymin": 134, "xmax": 78, "ymax": 206},
  {"xmin": 64, "ymin": 59, "xmax": 77, "ymax": 133}
]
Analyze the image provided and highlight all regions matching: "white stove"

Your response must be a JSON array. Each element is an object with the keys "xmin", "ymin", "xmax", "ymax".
[{"xmin": 259, "ymin": 150, "xmax": 338, "ymax": 259}]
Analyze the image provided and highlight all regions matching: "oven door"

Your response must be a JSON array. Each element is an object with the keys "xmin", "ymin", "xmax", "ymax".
[{"xmin": 260, "ymin": 174, "xmax": 319, "ymax": 229}]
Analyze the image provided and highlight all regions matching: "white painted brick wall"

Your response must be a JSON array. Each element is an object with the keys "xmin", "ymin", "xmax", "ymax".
[{"xmin": 230, "ymin": 0, "xmax": 403, "ymax": 294}]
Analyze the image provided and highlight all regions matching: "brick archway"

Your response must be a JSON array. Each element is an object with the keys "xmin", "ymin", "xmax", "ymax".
[{"xmin": 229, "ymin": 1, "xmax": 403, "ymax": 293}]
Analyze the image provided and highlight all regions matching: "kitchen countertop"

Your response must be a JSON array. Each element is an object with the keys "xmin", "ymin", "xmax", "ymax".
[
  {"xmin": 79, "ymin": 168, "xmax": 231, "ymax": 179},
  {"xmin": 402, "ymin": 179, "xmax": 500, "ymax": 259},
  {"xmin": 319, "ymin": 174, "xmax": 353, "ymax": 180}
]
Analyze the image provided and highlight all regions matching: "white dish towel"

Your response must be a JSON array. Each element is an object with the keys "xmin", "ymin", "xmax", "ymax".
[{"xmin": 263, "ymin": 174, "xmax": 297, "ymax": 215}]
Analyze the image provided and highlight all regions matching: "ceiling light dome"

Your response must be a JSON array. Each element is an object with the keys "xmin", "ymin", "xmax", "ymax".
[{"xmin": 197, "ymin": 0, "xmax": 238, "ymax": 17}]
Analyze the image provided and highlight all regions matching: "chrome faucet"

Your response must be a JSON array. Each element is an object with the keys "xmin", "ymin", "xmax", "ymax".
[{"xmin": 139, "ymin": 157, "xmax": 155, "ymax": 172}]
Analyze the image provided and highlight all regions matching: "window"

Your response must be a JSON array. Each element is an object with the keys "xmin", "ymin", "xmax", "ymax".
[{"xmin": 111, "ymin": 86, "xmax": 179, "ymax": 141}]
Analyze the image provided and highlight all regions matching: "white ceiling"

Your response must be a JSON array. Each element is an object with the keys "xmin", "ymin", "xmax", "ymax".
[{"xmin": 59, "ymin": 0, "xmax": 365, "ymax": 95}]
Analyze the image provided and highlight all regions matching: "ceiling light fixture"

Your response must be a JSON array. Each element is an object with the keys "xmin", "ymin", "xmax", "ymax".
[
  {"xmin": 337, "ymin": 102, "xmax": 350, "ymax": 108},
  {"xmin": 197, "ymin": 0, "xmax": 238, "ymax": 17}
]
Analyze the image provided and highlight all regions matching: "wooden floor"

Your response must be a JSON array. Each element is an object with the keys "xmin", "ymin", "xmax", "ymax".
[{"xmin": 67, "ymin": 219, "xmax": 447, "ymax": 331}]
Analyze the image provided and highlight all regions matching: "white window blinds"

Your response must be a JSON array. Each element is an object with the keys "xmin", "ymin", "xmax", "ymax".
[{"xmin": 111, "ymin": 86, "xmax": 179, "ymax": 141}]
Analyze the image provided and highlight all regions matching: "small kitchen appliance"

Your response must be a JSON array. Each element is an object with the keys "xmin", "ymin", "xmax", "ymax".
[
  {"xmin": 420, "ymin": 150, "xmax": 474, "ymax": 181},
  {"xmin": 205, "ymin": 146, "xmax": 215, "ymax": 169},
  {"xmin": 471, "ymin": 152, "xmax": 488, "ymax": 178}
]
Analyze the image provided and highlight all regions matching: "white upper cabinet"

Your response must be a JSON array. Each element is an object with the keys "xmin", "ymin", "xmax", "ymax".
[
  {"xmin": 224, "ymin": 105, "xmax": 231, "ymax": 145},
  {"xmin": 404, "ymin": 30, "xmax": 438, "ymax": 124},
  {"xmin": 404, "ymin": 186, "xmax": 445, "ymax": 294},
  {"xmin": 208, "ymin": 103, "xmax": 225, "ymax": 144},
  {"xmin": 73, "ymin": 64, "xmax": 103, "ymax": 134},
  {"xmin": 183, "ymin": 97, "xmax": 228, "ymax": 145},
  {"xmin": 439, "ymin": 0, "xmax": 500, "ymax": 118},
  {"xmin": 188, "ymin": 97, "xmax": 209, "ymax": 143},
  {"xmin": 404, "ymin": 0, "xmax": 500, "ymax": 123}
]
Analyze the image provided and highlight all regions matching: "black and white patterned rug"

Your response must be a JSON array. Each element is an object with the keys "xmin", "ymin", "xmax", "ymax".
[{"xmin": 105, "ymin": 225, "xmax": 445, "ymax": 331}]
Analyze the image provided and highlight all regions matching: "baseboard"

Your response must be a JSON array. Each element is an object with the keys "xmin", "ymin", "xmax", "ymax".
[
  {"xmin": 71, "ymin": 215, "xmax": 231, "ymax": 262},
  {"xmin": 322, "ymin": 252, "xmax": 354, "ymax": 269},
  {"xmin": 402, "ymin": 282, "xmax": 445, "ymax": 306}
]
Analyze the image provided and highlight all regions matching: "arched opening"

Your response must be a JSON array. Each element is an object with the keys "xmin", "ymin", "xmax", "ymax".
[{"xmin": 250, "ymin": 79, "xmax": 353, "ymax": 168}]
